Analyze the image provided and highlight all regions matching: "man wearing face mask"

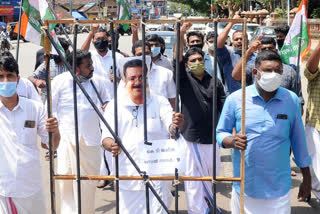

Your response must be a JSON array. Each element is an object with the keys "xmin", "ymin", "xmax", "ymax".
[
  {"xmin": 232, "ymin": 37, "xmax": 304, "ymax": 110},
  {"xmin": 51, "ymin": 50, "xmax": 111, "ymax": 214},
  {"xmin": 81, "ymin": 24, "xmax": 123, "ymax": 89},
  {"xmin": 217, "ymin": 50, "xmax": 311, "ymax": 214},
  {"xmin": 131, "ymin": 40, "xmax": 176, "ymax": 110},
  {"xmin": 216, "ymin": 15, "xmax": 257, "ymax": 95},
  {"xmin": 0, "ymin": 51, "xmax": 60, "ymax": 214},
  {"xmin": 29, "ymin": 37, "xmax": 70, "ymax": 103},
  {"xmin": 173, "ymin": 23, "xmax": 226, "ymax": 214},
  {"xmin": 275, "ymin": 24, "xmax": 290, "ymax": 50}
]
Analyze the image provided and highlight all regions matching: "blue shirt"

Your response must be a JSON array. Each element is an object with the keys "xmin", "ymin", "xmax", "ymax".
[
  {"xmin": 204, "ymin": 54, "xmax": 223, "ymax": 83},
  {"xmin": 216, "ymin": 46, "xmax": 256, "ymax": 95},
  {"xmin": 216, "ymin": 84, "xmax": 311, "ymax": 199}
]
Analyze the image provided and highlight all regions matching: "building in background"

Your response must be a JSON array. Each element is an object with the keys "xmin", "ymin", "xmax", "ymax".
[{"xmin": 0, "ymin": 0, "xmax": 20, "ymax": 23}]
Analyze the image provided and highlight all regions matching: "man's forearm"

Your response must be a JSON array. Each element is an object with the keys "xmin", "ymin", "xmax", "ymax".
[
  {"xmin": 222, "ymin": 136, "xmax": 235, "ymax": 148},
  {"xmin": 300, "ymin": 167, "xmax": 311, "ymax": 181},
  {"xmin": 232, "ymin": 49, "xmax": 253, "ymax": 80},
  {"xmin": 217, "ymin": 23, "xmax": 233, "ymax": 48},
  {"xmin": 81, "ymin": 32, "xmax": 94, "ymax": 50},
  {"xmin": 52, "ymin": 131, "xmax": 60, "ymax": 151},
  {"xmin": 306, "ymin": 43, "xmax": 320, "ymax": 73}
]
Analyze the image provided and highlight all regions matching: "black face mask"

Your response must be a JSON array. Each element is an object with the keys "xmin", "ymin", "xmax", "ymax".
[
  {"xmin": 189, "ymin": 44, "xmax": 203, "ymax": 50},
  {"xmin": 94, "ymin": 39, "xmax": 108, "ymax": 52},
  {"xmin": 277, "ymin": 39, "xmax": 285, "ymax": 50},
  {"xmin": 108, "ymin": 44, "xmax": 112, "ymax": 50},
  {"xmin": 53, "ymin": 55, "xmax": 62, "ymax": 64}
]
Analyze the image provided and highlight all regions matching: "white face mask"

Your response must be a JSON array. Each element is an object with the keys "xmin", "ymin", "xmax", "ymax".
[
  {"xmin": 208, "ymin": 43, "xmax": 215, "ymax": 51},
  {"xmin": 257, "ymin": 70, "xmax": 282, "ymax": 92}
]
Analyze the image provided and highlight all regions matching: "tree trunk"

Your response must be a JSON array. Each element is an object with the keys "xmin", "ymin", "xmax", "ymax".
[{"xmin": 281, "ymin": 0, "xmax": 285, "ymax": 10}]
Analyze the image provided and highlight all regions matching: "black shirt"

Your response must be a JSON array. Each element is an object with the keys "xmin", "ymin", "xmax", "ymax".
[{"xmin": 173, "ymin": 60, "xmax": 226, "ymax": 144}]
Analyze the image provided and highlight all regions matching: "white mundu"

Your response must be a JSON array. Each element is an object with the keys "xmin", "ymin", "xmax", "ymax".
[
  {"xmin": 0, "ymin": 97, "xmax": 48, "ymax": 214},
  {"xmin": 102, "ymin": 94, "xmax": 173, "ymax": 214},
  {"xmin": 51, "ymin": 72, "xmax": 111, "ymax": 214}
]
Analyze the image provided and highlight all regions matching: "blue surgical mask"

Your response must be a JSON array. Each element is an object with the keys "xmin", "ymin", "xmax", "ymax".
[
  {"xmin": 0, "ymin": 81, "xmax": 17, "ymax": 98},
  {"xmin": 151, "ymin": 47, "xmax": 161, "ymax": 57}
]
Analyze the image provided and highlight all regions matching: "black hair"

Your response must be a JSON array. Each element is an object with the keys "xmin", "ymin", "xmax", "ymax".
[
  {"xmin": 132, "ymin": 40, "xmax": 151, "ymax": 55},
  {"xmin": 259, "ymin": 37, "xmax": 276, "ymax": 47},
  {"xmin": 146, "ymin": 34, "xmax": 162, "ymax": 44},
  {"xmin": 255, "ymin": 50, "xmax": 282, "ymax": 68},
  {"xmin": 158, "ymin": 36, "xmax": 165, "ymax": 54},
  {"xmin": 186, "ymin": 31, "xmax": 204, "ymax": 44},
  {"xmin": 94, "ymin": 27, "xmax": 110, "ymax": 39},
  {"xmin": 183, "ymin": 47, "xmax": 204, "ymax": 63},
  {"xmin": 206, "ymin": 31, "xmax": 216, "ymax": 41},
  {"xmin": 274, "ymin": 24, "xmax": 290, "ymax": 36},
  {"xmin": 58, "ymin": 37, "xmax": 70, "ymax": 52},
  {"xmin": 123, "ymin": 59, "xmax": 147, "ymax": 78},
  {"xmin": 0, "ymin": 51, "xmax": 19, "ymax": 75},
  {"xmin": 67, "ymin": 49, "xmax": 91, "ymax": 68}
]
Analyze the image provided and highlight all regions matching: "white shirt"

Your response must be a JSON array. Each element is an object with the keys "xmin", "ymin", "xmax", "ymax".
[
  {"xmin": 101, "ymin": 94, "xmax": 173, "ymax": 191},
  {"xmin": 51, "ymin": 72, "xmax": 111, "ymax": 146},
  {"xmin": 17, "ymin": 78, "xmax": 42, "ymax": 103},
  {"xmin": 0, "ymin": 97, "xmax": 48, "ymax": 198},
  {"xmin": 118, "ymin": 64, "xmax": 176, "ymax": 99},
  {"xmin": 91, "ymin": 48, "xmax": 124, "ymax": 81}
]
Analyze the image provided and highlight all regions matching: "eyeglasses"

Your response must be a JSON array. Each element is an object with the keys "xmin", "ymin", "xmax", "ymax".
[{"xmin": 132, "ymin": 106, "xmax": 139, "ymax": 127}]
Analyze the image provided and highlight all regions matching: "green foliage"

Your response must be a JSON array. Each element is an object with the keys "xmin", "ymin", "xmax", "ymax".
[
  {"xmin": 274, "ymin": 8, "xmax": 288, "ymax": 18},
  {"xmin": 311, "ymin": 8, "xmax": 320, "ymax": 19},
  {"xmin": 169, "ymin": 0, "xmax": 211, "ymax": 15}
]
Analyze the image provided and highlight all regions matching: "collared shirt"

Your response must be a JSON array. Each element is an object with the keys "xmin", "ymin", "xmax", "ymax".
[
  {"xmin": 33, "ymin": 59, "xmax": 68, "ymax": 96},
  {"xmin": 0, "ymin": 97, "xmax": 48, "ymax": 198},
  {"xmin": 101, "ymin": 94, "xmax": 172, "ymax": 191},
  {"xmin": 91, "ymin": 48, "xmax": 124, "ymax": 81},
  {"xmin": 246, "ymin": 63, "xmax": 304, "ymax": 105},
  {"xmin": 154, "ymin": 54, "xmax": 173, "ymax": 71},
  {"xmin": 17, "ymin": 78, "xmax": 42, "ymax": 103},
  {"xmin": 51, "ymin": 72, "xmax": 111, "ymax": 146},
  {"xmin": 305, "ymin": 67, "xmax": 320, "ymax": 131},
  {"xmin": 216, "ymin": 84, "xmax": 311, "ymax": 199},
  {"xmin": 204, "ymin": 54, "xmax": 223, "ymax": 84},
  {"xmin": 173, "ymin": 60, "xmax": 226, "ymax": 145},
  {"xmin": 216, "ymin": 46, "xmax": 256, "ymax": 95}
]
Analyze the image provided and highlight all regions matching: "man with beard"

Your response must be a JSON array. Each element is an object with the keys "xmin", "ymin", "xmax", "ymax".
[
  {"xmin": 275, "ymin": 24, "xmax": 290, "ymax": 50},
  {"xmin": 51, "ymin": 50, "xmax": 111, "ymax": 214},
  {"xmin": 102, "ymin": 58, "xmax": 184, "ymax": 214},
  {"xmin": 216, "ymin": 15, "xmax": 257, "ymax": 95}
]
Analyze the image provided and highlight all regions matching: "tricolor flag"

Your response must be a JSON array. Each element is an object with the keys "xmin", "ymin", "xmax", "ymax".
[
  {"xmin": 14, "ymin": 0, "xmax": 64, "ymax": 54},
  {"xmin": 117, "ymin": 0, "xmax": 131, "ymax": 31},
  {"xmin": 280, "ymin": 0, "xmax": 311, "ymax": 65}
]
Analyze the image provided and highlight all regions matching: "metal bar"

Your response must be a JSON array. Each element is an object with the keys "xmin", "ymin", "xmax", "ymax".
[
  {"xmin": 47, "ymin": 0, "xmax": 73, "ymax": 47},
  {"xmin": 72, "ymin": 24, "xmax": 82, "ymax": 214},
  {"xmin": 16, "ymin": 0, "xmax": 24, "ymax": 62},
  {"xmin": 240, "ymin": 18, "xmax": 247, "ymax": 214},
  {"xmin": 42, "ymin": 23, "xmax": 170, "ymax": 214},
  {"xmin": 44, "ymin": 20, "xmax": 56, "ymax": 214},
  {"xmin": 54, "ymin": 175, "xmax": 242, "ymax": 182},
  {"xmin": 90, "ymin": 80, "xmax": 104, "ymax": 105},
  {"xmin": 213, "ymin": 20, "xmax": 218, "ymax": 214},
  {"xmin": 174, "ymin": 168, "xmax": 179, "ymax": 214},
  {"xmin": 174, "ymin": 22, "xmax": 181, "ymax": 139},
  {"xmin": 110, "ymin": 21, "xmax": 120, "ymax": 214},
  {"xmin": 46, "ymin": 18, "xmax": 245, "ymax": 25},
  {"xmin": 146, "ymin": 185, "xmax": 150, "ymax": 214}
]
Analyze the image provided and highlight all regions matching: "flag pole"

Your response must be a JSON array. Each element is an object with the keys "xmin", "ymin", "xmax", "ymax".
[
  {"xmin": 16, "ymin": 0, "xmax": 24, "ymax": 62},
  {"xmin": 297, "ymin": 15, "xmax": 303, "ymax": 76},
  {"xmin": 287, "ymin": 0, "xmax": 290, "ymax": 26}
]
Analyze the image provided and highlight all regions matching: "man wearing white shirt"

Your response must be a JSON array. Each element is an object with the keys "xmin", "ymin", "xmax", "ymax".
[
  {"xmin": 132, "ymin": 41, "xmax": 176, "ymax": 109},
  {"xmin": 51, "ymin": 50, "xmax": 111, "ymax": 214},
  {"xmin": 0, "ymin": 51, "xmax": 60, "ymax": 214},
  {"xmin": 17, "ymin": 77, "xmax": 42, "ymax": 102},
  {"xmin": 102, "ymin": 59, "xmax": 184, "ymax": 214}
]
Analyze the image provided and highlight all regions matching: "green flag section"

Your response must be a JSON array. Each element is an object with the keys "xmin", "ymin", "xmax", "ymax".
[
  {"xmin": 16, "ymin": 0, "xmax": 64, "ymax": 55},
  {"xmin": 117, "ymin": 0, "xmax": 131, "ymax": 31},
  {"xmin": 279, "ymin": 0, "xmax": 311, "ymax": 65}
]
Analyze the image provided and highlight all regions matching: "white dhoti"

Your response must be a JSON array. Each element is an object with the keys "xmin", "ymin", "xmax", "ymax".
[
  {"xmin": 0, "ymin": 190, "xmax": 46, "ymax": 214},
  {"xmin": 184, "ymin": 141, "xmax": 221, "ymax": 214},
  {"xmin": 231, "ymin": 188, "xmax": 290, "ymax": 214},
  {"xmin": 57, "ymin": 137, "xmax": 101, "ymax": 214},
  {"xmin": 305, "ymin": 124, "xmax": 320, "ymax": 199},
  {"xmin": 119, "ymin": 183, "xmax": 172, "ymax": 214}
]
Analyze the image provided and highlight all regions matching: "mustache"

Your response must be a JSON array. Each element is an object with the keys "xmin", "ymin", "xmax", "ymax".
[{"xmin": 132, "ymin": 84, "xmax": 142, "ymax": 89}]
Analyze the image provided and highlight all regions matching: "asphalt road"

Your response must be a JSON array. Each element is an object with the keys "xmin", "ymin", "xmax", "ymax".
[{"xmin": 8, "ymin": 33, "xmax": 320, "ymax": 214}]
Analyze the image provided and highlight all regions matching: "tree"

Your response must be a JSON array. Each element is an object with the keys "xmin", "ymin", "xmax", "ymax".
[{"xmin": 213, "ymin": 0, "xmax": 244, "ymax": 17}]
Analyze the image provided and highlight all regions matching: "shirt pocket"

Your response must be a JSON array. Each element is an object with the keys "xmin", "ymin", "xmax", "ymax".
[
  {"xmin": 147, "ymin": 109, "xmax": 161, "ymax": 136},
  {"xmin": 22, "ymin": 127, "xmax": 37, "ymax": 146},
  {"xmin": 272, "ymin": 118, "xmax": 290, "ymax": 140}
]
